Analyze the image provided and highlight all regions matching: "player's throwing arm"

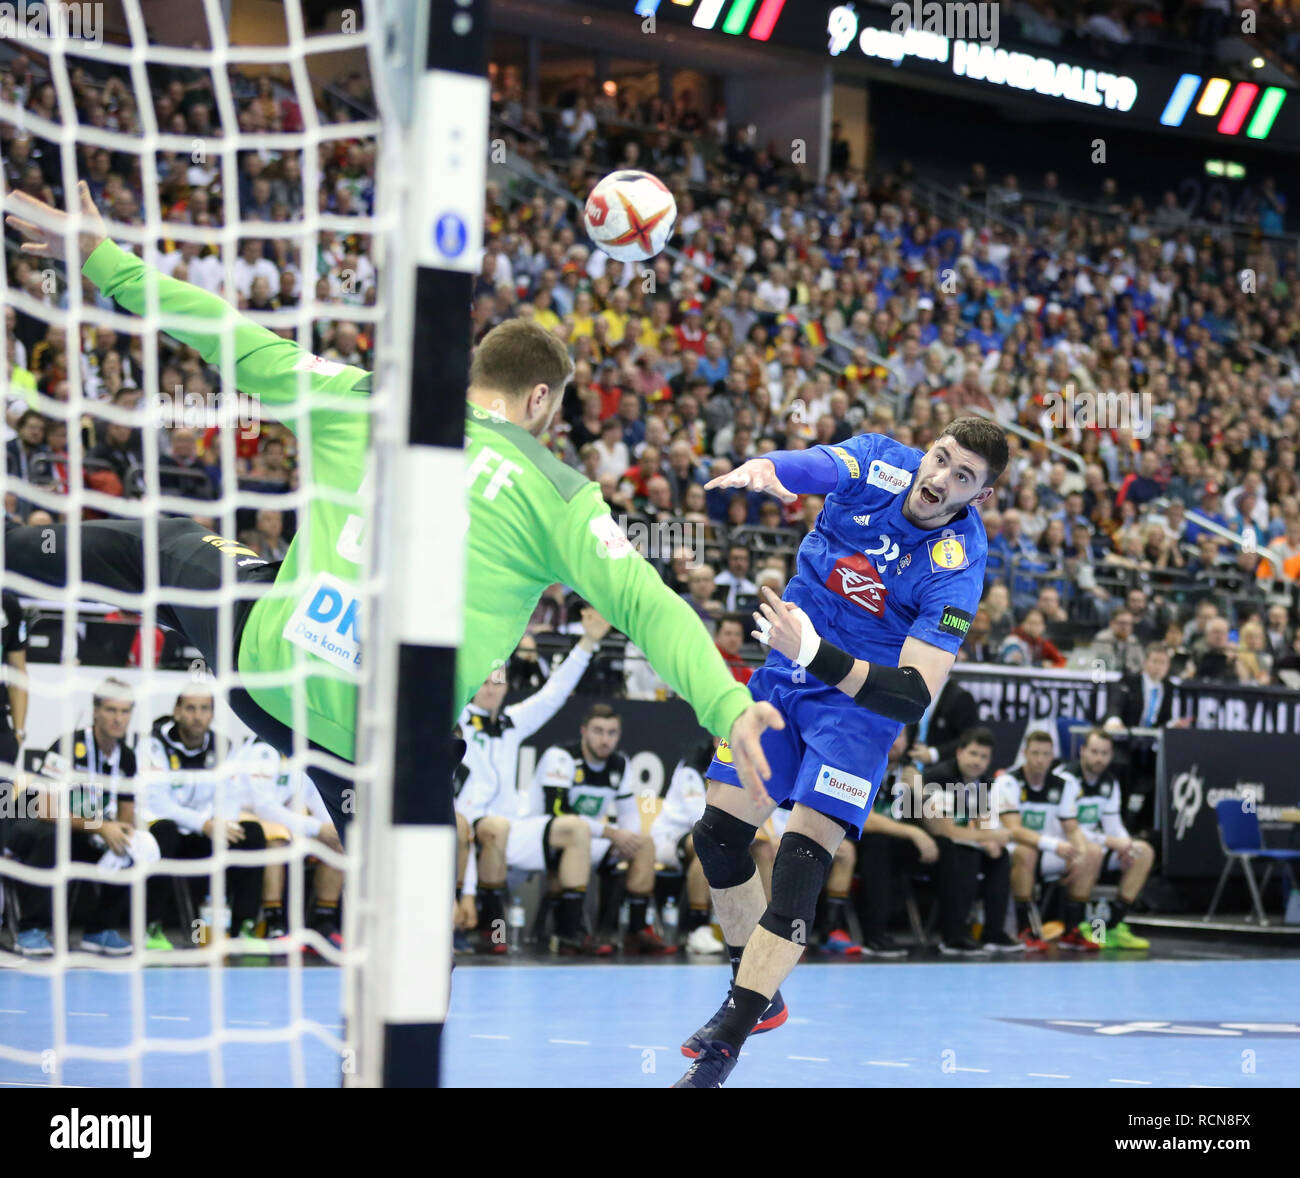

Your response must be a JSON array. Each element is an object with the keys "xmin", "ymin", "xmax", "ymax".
[{"xmin": 752, "ymin": 587, "xmax": 945, "ymax": 722}]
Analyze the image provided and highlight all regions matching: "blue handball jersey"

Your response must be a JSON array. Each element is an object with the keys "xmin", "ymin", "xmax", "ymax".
[{"xmin": 708, "ymin": 433, "xmax": 987, "ymax": 832}]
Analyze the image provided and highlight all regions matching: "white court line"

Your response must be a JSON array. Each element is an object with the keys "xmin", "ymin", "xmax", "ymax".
[
  {"xmin": 952, "ymin": 1067, "xmax": 990, "ymax": 1073},
  {"xmin": 1110, "ymin": 1078, "xmax": 1152, "ymax": 1085},
  {"xmin": 787, "ymin": 1055, "xmax": 828, "ymax": 1062},
  {"xmin": 0, "ymin": 1080, "xmax": 87, "ymax": 1088},
  {"xmin": 0, "ymin": 1009, "xmax": 27, "ymax": 1014},
  {"xmin": 627, "ymin": 1044, "xmax": 669, "ymax": 1051},
  {"xmin": 548, "ymin": 1038, "xmax": 590, "ymax": 1046},
  {"xmin": 228, "ymin": 1019, "xmax": 271, "ymax": 1027},
  {"xmin": 1053, "ymin": 1020, "xmax": 1104, "ymax": 1027},
  {"xmin": 469, "ymin": 1033, "xmax": 511, "ymax": 1040},
  {"xmin": 864, "ymin": 1060, "xmax": 909, "ymax": 1067},
  {"xmin": 1029, "ymin": 1072, "xmax": 1071, "ymax": 1079},
  {"xmin": 149, "ymin": 1015, "xmax": 190, "ymax": 1022},
  {"xmin": 66, "ymin": 1011, "xmax": 108, "ymax": 1017}
]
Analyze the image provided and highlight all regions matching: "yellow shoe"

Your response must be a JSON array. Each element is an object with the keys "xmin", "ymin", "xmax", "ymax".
[{"xmin": 1110, "ymin": 921, "xmax": 1149, "ymax": 950}]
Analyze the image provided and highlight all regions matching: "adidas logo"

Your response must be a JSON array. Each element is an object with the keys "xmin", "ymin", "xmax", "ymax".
[{"xmin": 853, "ymin": 514, "xmax": 871, "ymax": 526}]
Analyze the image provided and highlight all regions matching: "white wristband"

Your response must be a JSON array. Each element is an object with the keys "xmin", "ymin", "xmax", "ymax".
[
  {"xmin": 1039, "ymin": 835, "xmax": 1061, "ymax": 855},
  {"xmin": 792, "ymin": 606, "xmax": 821, "ymax": 667},
  {"xmin": 755, "ymin": 605, "xmax": 821, "ymax": 667}
]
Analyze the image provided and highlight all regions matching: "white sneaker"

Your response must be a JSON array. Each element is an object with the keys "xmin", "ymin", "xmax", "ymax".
[{"xmin": 686, "ymin": 925, "xmax": 724, "ymax": 955}]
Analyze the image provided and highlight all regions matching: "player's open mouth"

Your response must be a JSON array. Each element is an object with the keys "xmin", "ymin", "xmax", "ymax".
[{"xmin": 920, "ymin": 487, "xmax": 941, "ymax": 506}]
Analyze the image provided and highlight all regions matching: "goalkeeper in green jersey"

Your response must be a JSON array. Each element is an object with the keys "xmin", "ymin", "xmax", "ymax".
[{"xmin": 4, "ymin": 184, "xmax": 782, "ymax": 828}]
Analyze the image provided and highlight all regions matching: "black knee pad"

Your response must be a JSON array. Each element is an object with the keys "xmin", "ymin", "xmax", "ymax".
[
  {"xmin": 691, "ymin": 804, "xmax": 758, "ymax": 889},
  {"xmin": 759, "ymin": 833, "xmax": 833, "ymax": 944}
]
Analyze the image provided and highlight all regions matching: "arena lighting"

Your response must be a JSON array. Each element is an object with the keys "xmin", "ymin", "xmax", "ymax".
[
  {"xmin": 633, "ymin": 0, "xmax": 789, "ymax": 39},
  {"xmin": 1205, "ymin": 159, "xmax": 1246, "ymax": 178},
  {"xmin": 1160, "ymin": 74, "xmax": 1287, "ymax": 139}
]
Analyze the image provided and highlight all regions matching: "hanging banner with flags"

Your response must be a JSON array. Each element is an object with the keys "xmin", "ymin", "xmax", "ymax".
[{"xmin": 1161, "ymin": 728, "xmax": 1300, "ymax": 878}]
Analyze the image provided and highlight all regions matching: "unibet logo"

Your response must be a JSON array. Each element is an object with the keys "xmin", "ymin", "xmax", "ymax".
[{"xmin": 941, "ymin": 607, "xmax": 971, "ymax": 635}]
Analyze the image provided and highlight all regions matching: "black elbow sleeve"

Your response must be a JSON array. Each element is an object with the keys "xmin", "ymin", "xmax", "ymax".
[{"xmin": 853, "ymin": 663, "xmax": 932, "ymax": 723}]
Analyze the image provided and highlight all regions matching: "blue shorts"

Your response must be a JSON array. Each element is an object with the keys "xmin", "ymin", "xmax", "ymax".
[{"xmin": 707, "ymin": 652, "xmax": 899, "ymax": 834}]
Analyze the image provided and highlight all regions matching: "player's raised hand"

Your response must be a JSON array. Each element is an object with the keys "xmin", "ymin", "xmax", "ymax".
[
  {"xmin": 5, "ymin": 180, "xmax": 107, "ymax": 266},
  {"xmin": 704, "ymin": 457, "xmax": 797, "ymax": 504},
  {"xmin": 579, "ymin": 605, "xmax": 612, "ymax": 647},
  {"xmin": 751, "ymin": 585, "xmax": 818, "ymax": 665},
  {"xmin": 727, "ymin": 701, "xmax": 785, "ymax": 808}
]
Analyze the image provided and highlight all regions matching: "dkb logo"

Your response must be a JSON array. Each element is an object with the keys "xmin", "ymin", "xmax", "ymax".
[{"xmin": 307, "ymin": 584, "xmax": 360, "ymax": 640}]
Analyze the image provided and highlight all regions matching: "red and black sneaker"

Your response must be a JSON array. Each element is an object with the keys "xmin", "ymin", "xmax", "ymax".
[
  {"xmin": 1018, "ymin": 929, "xmax": 1049, "ymax": 953},
  {"xmin": 476, "ymin": 929, "xmax": 509, "ymax": 955},
  {"xmin": 1057, "ymin": 926, "xmax": 1101, "ymax": 953},
  {"xmin": 681, "ymin": 989, "xmax": 787, "ymax": 1058},
  {"xmin": 554, "ymin": 933, "xmax": 614, "ymax": 957},
  {"xmin": 623, "ymin": 927, "xmax": 677, "ymax": 956}
]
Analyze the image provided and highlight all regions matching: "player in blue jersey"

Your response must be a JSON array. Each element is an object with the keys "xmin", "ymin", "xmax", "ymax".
[{"xmin": 673, "ymin": 416, "xmax": 1007, "ymax": 1087}]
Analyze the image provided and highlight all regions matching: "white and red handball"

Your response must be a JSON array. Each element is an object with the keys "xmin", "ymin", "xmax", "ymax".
[{"xmin": 583, "ymin": 169, "xmax": 678, "ymax": 263}]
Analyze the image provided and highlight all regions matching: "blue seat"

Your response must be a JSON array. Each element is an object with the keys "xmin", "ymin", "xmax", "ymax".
[
  {"xmin": 1055, "ymin": 717, "xmax": 1088, "ymax": 761},
  {"xmin": 1205, "ymin": 799, "xmax": 1300, "ymax": 926}
]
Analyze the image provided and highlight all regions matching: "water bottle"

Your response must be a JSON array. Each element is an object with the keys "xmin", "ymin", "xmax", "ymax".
[
  {"xmin": 662, "ymin": 897, "xmax": 679, "ymax": 944},
  {"xmin": 198, "ymin": 895, "xmax": 212, "ymax": 945},
  {"xmin": 507, "ymin": 895, "xmax": 526, "ymax": 951},
  {"xmin": 618, "ymin": 898, "xmax": 629, "ymax": 936}
]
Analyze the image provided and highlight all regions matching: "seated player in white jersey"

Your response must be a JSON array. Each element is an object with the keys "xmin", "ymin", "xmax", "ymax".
[
  {"xmin": 454, "ymin": 609, "xmax": 609, "ymax": 953},
  {"xmin": 509, "ymin": 702, "xmax": 674, "ymax": 956},
  {"xmin": 675, "ymin": 417, "xmax": 1006, "ymax": 1087},
  {"xmin": 994, "ymin": 728, "xmax": 1092, "ymax": 952},
  {"xmin": 225, "ymin": 736, "xmax": 343, "ymax": 946},
  {"xmin": 141, "ymin": 729, "xmax": 337, "ymax": 948},
  {"xmin": 1051, "ymin": 728, "xmax": 1152, "ymax": 950},
  {"xmin": 8, "ymin": 677, "xmax": 149, "ymax": 957}
]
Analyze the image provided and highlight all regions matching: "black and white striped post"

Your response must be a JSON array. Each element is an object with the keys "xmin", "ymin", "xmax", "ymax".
[{"xmin": 365, "ymin": 0, "xmax": 488, "ymax": 1087}]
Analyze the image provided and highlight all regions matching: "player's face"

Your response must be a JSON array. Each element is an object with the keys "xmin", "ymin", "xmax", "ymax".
[
  {"xmin": 956, "ymin": 741, "xmax": 991, "ymax": 782},
  {"xmin": 1023, "ymin": 740, "xmax": 1054, "ymax": 780},
  {"xmin": 905, "ymin": 437, "xmax": 992, "ymax": 528},
  {"xmin": 1080, "ymin": 735, "xmax": 1113, "ymax": 778},
  {"xmin": 174, "ymin": 694, "xmax": 214, "ymax": 743},
  {"xmin": 94, "ymin": 699, "xmax": 133, "ymax": 742},
  {"xmin": 582, "ymin": 718, "xmax": 621, "ymax": 761},
  {"xmin": 473, "ymin": 677, "xmax": 508, "ymax": 714}
]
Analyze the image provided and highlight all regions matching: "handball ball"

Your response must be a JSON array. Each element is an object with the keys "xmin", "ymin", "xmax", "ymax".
[{"xmin": 583, "ymin": 169, "xmax": 677, "ymax": 263}]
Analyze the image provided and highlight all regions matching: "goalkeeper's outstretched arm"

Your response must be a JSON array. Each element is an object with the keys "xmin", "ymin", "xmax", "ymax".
[
  {"xmin": 5, "ymin": 182, "xmax": 368, "ymax": 427},
  {"xmin": 548, "ymin": 492, "xmax": 784, "ymax": 802}
]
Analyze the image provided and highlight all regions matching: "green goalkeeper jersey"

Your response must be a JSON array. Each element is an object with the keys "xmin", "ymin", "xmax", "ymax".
[
  {"xmin": 85, "ymin": 240, "xmax": 371, "ymax": 760},
  {"xmin": 460, "ymin": 405, "xmax": 752, "ymax": 740},
  {"xmin": 83, "ymin": 241, "xmax": 752, "ymax": 760}
]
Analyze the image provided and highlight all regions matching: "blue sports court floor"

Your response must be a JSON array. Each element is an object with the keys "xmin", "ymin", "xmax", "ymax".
[{"xmin": 3, "ymin": 951, "xmax": 1299, "ymax": 1087}]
